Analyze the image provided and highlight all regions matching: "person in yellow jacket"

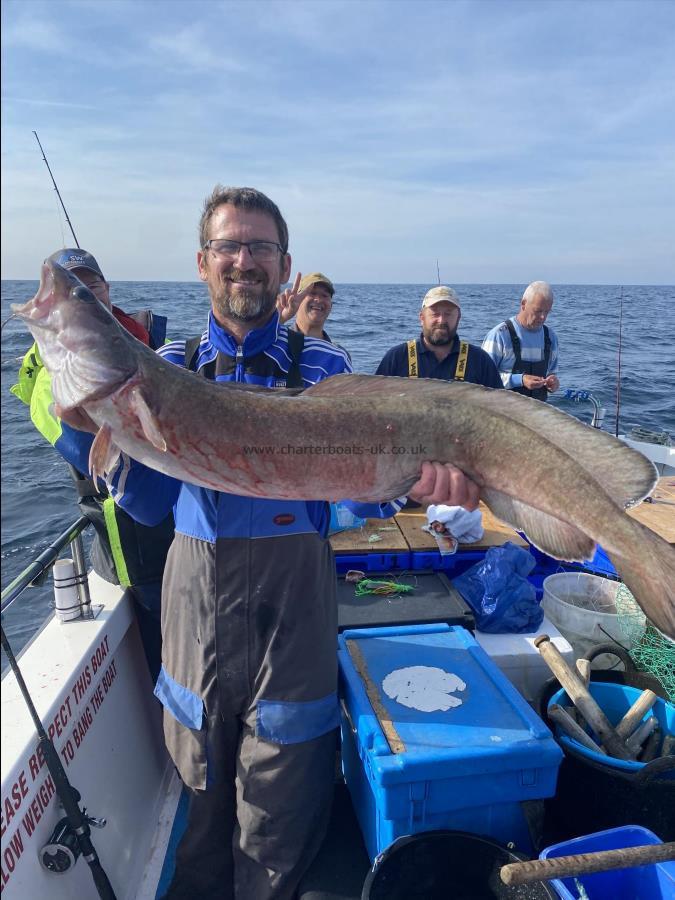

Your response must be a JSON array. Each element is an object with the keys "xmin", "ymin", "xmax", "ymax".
[{"xmin": 11, "ymin": 248, "xmax": 173, "ymax": 681}]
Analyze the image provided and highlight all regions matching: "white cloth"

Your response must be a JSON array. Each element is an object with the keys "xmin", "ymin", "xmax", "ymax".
[{"xmin": 425, "ymin": 504, "xmax": 484, "ymax": 543}]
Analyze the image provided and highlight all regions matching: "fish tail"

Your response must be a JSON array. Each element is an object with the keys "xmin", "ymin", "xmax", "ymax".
[{"xmin": 606, "ymin": 520, "xmax": 675, "ymax": 640}]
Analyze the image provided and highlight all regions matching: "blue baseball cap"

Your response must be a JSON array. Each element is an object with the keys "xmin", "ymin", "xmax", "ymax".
[{"xmin": 47, "ymin": 248, "xmax": 105, "ymax": 280}]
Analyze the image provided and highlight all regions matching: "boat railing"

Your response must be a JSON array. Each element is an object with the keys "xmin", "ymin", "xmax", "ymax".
[
  {"xmin": 1, "ymin": 516, "xmax": 94, "ymax": 618},
  {"xmin": 563, "ymin": 389, "xmax": 606, "ymax": 428}
]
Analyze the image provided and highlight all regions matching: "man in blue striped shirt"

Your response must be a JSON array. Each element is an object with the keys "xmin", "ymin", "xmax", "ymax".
[
  {"xmin": 58, "ymin": 186, "xmax": 479, "ymax": 900},
  {"xmin": 482, "ymin": 281, "xmax": 560, "ymax": 402}
]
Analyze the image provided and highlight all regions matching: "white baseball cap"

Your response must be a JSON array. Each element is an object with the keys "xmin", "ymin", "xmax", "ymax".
[{"xmin": 421, "ymin": 286, "xmax": 461, "ymax": 310}]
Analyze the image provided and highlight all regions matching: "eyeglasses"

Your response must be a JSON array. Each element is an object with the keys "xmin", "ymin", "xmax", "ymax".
[{"xmin": 204, "ymin": 239, "xmax": 285, "ymax": 261}]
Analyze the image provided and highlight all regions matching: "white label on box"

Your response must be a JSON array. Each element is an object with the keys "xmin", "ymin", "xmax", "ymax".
[{"xmin": 382, "ymin": 666, "xmax": 467, "ymax": 712}]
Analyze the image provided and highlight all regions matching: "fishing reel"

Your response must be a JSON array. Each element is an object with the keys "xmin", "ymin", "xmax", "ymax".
[
  {"xmin": 39, "ymin": 796, "xmax": 107, "ymax": 875},
  {"xmin": 39, "ymin": 816, "xmax": 81, "ymax": 874}
]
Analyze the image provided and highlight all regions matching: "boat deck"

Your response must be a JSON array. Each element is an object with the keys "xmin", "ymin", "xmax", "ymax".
[{"xmin": 2, "ymin": 488, "xmax": 672, "ymax": 899}]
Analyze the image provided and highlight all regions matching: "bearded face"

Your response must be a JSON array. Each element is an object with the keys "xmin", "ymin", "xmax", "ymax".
[
  {"xmin": 420, "ymin": 301, "xmax": 460, "ymax": 346},
  {"xmin": 198, "ymin": 204, "xmax": 291, "ymax": 328},
  {"xmin": 208, "ymin": 264, "xmax": 280, "ymax": 323}
]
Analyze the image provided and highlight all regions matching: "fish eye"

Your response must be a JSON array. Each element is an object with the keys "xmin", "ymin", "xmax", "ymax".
[{"xmin": 72, "ymin": 285, "xmax": 97, "ymax": 302}]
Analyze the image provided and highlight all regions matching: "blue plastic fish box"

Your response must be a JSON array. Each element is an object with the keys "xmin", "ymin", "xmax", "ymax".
[
  {"xmin": 334, "ymin": 551, "xmax": 411, "ymax": 575},
  {"xmin": 529, "ymin": 544, "xmax": 618, "ymax": 579},
  {"xmin": 338, "ymin": 623, "xmax": 563, "ymax": 862},
  {"xmin": 409, "ymin": 548, "xmax": 484, "ymax": 574}
]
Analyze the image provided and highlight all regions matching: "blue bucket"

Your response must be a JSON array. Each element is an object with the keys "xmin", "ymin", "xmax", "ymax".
[
  {"xmin": 548, "ymin": 681, "xmax": 674, "ymax": 775},
  {"xmin": 540, "ymin": 825, "xmax": 675, "ymax": 900},
  {"xmin": 543, "ymin": 682, "xmax": 675, "ymax": 843}
]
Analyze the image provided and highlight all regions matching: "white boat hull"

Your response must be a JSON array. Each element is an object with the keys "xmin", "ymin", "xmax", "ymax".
[
  {"xmin": 1, "ymin": 574, "xmax": 174, "ymax": 899},
  {"xmin": 619, "ymin": 436, "xmax": 675, "ymax": 476}
]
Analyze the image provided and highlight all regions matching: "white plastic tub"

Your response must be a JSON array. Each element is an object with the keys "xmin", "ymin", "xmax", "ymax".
[
  {"xmin": 542, "ymin": 572, "xmax": 646, "ymax": 667},
  {"xmin": 474, "ymin": 615, "xmax": 574, "ymax": 705}
]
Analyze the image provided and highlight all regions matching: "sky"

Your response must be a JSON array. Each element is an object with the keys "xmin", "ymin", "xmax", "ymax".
[{"xmin": 2, "ymin": 0, "xmax": 674, "ymax": 284}]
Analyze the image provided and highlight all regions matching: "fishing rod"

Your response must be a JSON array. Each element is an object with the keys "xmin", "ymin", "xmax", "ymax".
[
  {"xmin": 614, "ymin": 286, "xmax": 624, "ymax": 437},
  {"xmin": 1, "ymin": 624, "xmax": 116, "ymax": 898},
  {"xmin": 1, "ymin": 134, "xmax": 82, "ymax": 331},
  {"xmin": 436, "ymin": 259, "xmax": 441, "ymax": 284},
  {"xmin": 33, "ymin": 130, "xmax": 80, "ymax": 249}
]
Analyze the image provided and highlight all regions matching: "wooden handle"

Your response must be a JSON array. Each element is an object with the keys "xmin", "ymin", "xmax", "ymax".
[
  {"xmin": 575, "ymin": 658, "xmax": 591, "ymax": 687},
  {"xmin": 615, "ymin": 689, "xmax": 657, "ymax": 739},
  {"xmin": 640, "ymin": 726, "xmax": 663, "ymax": 762},
  {"xmin": 626, "ymin": 716, "xmax": 658, "ymax": 755},
  {"xmin": 500, "ymin": 842, "xmax": 675, "ymax": 886},
  {"xmin": 535, "ymin": 636, "xmax": 634, "ymax": 760},
  {"xmin": 548, "ymin": 705, "xmax": 606, "ymax": 755}
]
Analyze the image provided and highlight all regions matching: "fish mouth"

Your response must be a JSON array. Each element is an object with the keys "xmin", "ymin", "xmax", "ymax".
[{"xmin": 12, "ymin": 263, "xmax": 59, "ymax": 323}]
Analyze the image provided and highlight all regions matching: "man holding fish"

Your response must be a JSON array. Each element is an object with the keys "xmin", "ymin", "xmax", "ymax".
[
  {"xmin": 46, "ymin": 186, "xmax": 479, "ymax": 900},
  {"xmin": 16, "ymin": 185, "xmax": 674, "ymax": 898}
]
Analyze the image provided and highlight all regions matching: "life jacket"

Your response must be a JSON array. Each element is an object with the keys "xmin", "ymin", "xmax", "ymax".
[
  {"xmin": 184, "ymin": 326, "xmax": 305, "ymax": 386},
  {"xmin": 407, "ymin": 338, "xmax": 469, "ymax": 380},
  {"xmin": 504, "ymin": 319, "xmax": 551, "ymax": 401}
]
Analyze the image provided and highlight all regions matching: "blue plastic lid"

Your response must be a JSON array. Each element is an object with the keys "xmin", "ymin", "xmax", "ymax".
[{"xmin": 339, "ymin": 624, "xmax": 562, "ymax": 779}]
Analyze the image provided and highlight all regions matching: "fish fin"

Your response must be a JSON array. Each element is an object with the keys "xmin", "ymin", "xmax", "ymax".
[
  {"xmin": 306, "ymin": 376, "xmax": 656, "ymax": 509},
  {"xmin": 457, "ymin": 385, "xmax": 658, "ymax": 508},
  {"xmin": 303, "ymin": 373, "xmax": 405, "ymax": 398},
  {"xmin": 89, "ymin": 424, "xmax": 121, "ymax": 484},
  {"xmin": 482, "ymin": 487, "xmax": 596, "ymax": 561},
  {"xmin": 605, "ymin": 521, "xmax": 675, "ymax": 639},
  {"xmin": 129, "ymin": 388, "xmax": 167, "ymax": 452}
]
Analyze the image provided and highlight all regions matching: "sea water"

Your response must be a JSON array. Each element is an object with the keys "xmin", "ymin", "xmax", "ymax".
[{"xmin": 2, "ymin": 280, "xmax": 674, "ymax": 662}]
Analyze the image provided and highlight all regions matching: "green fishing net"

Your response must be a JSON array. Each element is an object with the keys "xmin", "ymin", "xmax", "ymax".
[{"xmin": 616, "ymin": 583, "xmax": 675, "ymax": 701}]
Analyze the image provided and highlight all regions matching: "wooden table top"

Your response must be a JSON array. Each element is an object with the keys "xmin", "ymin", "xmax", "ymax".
[
  {"xmin": 394, "ymin": 501, "xmax": 528, "ymax": 551},
  {"xmin": 329, "ymin": 517, "xmax": 408, "ymax": 554},
  {"xmin": 654, "ymin": 475, "xmax": 675, "ymax": 501},
  {"xmin": 329, "ymin": 475, "xmax": 675, "ymax": 558},
  {"xmin": 628, "ymin": 476, "xmax": 675, "ymax": 543}
]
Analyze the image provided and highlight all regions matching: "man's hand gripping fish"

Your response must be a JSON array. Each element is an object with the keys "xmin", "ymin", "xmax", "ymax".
[{"xmin": 13, "ymin": 261, "xmax": 675, "ymax": 638}]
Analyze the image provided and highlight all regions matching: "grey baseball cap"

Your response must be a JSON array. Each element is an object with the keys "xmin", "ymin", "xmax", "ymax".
[{"xmin": 47, "ymin": 248, "xmax": 105, "ymax": 279}]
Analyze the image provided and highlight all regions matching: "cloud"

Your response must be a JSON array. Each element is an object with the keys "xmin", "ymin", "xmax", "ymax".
[
  {"xmin": 1, "ymin": 0, "xmax": 674, "ymax": 283},
  {"xmin": 148, "ymin": 24, "xmax": 248, "ymax": 74},
  {"xmin": 1, "ymin": 96, "xmax": 98, "ymax": 110},
  {"xmin": 1, "ymin": 16, "xmax": 66, "ymax": 51}
]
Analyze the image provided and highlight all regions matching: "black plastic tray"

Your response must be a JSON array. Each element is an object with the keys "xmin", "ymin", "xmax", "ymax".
[{"xmin": 337, "ymin": 569, "xmax": 474, "ymax": 633}]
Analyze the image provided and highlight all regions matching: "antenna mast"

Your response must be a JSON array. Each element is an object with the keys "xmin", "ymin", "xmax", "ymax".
[{"xmin": 614, "ymin": 286, "xmax": 624, "ymax": 437}]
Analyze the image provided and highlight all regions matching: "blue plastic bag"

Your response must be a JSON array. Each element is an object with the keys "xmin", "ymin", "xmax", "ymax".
[
  {"xmin": 453, "ymin": 542, "xmax": 544, "ymax": 633},
  {"xmin": 328, "ymin": 502, "xmax": 367, "ymax": 535}
]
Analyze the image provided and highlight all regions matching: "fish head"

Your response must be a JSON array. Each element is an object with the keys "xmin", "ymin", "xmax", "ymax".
[{"xmin": 12, "ymin": 260, "xmax": 138, "ymax": 410}]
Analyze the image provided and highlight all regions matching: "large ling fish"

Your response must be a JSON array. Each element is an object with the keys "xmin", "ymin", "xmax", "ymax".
[{"xmin": 13, "ymin": 261, "xmax": 675, "ymax": 637}]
